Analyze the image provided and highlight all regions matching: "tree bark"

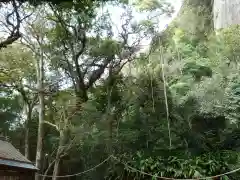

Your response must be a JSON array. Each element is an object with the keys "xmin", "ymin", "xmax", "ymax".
[
  {"xmin": 52, "ymin": 109, "xmax": 68, "ymax": 180},
  {"xmin": 52, "ymin": 131, "xmax": 64, "ymax": 180},
  {"xmin": 42, "ymin": 160, "xmax": 56, "ymax": 180},
  {"xmin": 52, "ymin": 158, "xmax": 61, "ymax": 180},
  {"xmin": 35, "ymin": 54, "xmax": 45, "ymax": 180},
  {"xmin": 24, "ymin": 104, "xmax": 32, "ymax": 159},
  {"xmin": 106, "ymin": 65, "xmax": 114, "ymax": 153},
  {"xmin": 107, "ymin": 86, "xmax": 113, "ymax": 153}
]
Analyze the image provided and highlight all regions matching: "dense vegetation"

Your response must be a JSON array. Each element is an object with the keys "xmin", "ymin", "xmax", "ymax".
[{"xmin": 0, "ymin": 0, "xmax": 240, "ymax": 179}]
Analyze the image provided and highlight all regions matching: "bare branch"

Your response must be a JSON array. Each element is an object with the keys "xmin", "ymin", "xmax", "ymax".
[
  {"xmin": 0, "ymin": 0, "xmax": 32, "ymax": 49},
  {"xmin": 44, "ymin": 121, "xmax": 59, "ymax": 131}
]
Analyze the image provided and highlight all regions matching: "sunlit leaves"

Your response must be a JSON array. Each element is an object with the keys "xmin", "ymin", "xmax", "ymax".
[
  {"xmin": 0, "ymin": 44, "xmax": 36, "ymax": 84},
  {"xmin": 135, "ymin": 0, "xmax": 172, "ymax": 12},
  {"xmin": 134, "ymin": 19, "xmax": 155, "ymax": 35},
  {"xmin": 108, "ymin": 151, "xmax": 236, "ymax": 179},
  {"xmin": 88, "ymin": 38, "xmax": 121, "ymax": 58},
  {"xmin": 182, "ymin": 62, "xmax": 212, "ymax": 81}
]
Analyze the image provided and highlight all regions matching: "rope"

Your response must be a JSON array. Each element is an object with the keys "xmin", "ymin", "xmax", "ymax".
[
  {"xmin": 36, "ymin": 155, "xmax": 240, "ymax": 179},
  {"xmin": 37, "ymin": 156, "xmax": 111, "ymax": 178},
  {"xmin": 160, "ymin": 46, "xmax": 172, "ymax": 149},
  {"xmin": 111, "ymin": 155, "xmax": 240, "ymax": 180}
]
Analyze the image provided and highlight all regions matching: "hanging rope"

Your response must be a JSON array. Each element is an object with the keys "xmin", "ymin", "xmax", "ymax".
[
  {"xmin": 37, "ymin": 156, "xmax": 111, "ymax": 178},
  {"xmin": 37, "ymin": 155, "xmax": 240, "ymax": 179},
  {"xmin": 149, "ymin": 52, "xmax": 156, "ymax": 113},
  {"xmin": 159, "ymin": 46, "xmax": 172, "ymax": 149},
  {"xmin": 111, "ymin": 155, "xmax": 240, "ymax": 180}
]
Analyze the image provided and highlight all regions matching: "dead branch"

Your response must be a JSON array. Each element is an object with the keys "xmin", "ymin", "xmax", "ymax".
[{"xmin": 0, "ymin": 0, "xmax": 31, "ymax": 49}]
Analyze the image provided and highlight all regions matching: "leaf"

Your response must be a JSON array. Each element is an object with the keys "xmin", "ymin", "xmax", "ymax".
[
  {"xmin": 193, "ymin": 170, "xmax": 202, "ymax": 178},
  {"xmin": 221, "ymin": 176, "xmax": 230, "ymax": 180}
]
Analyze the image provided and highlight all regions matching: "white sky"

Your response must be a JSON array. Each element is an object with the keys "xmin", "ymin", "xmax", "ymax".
[
  {"xmin": 109, "ymin": 0, "xmax": 182, "ymax": 30},
  {"xmin": 0, "ymin": 0, "xmax": 182, "ymax": 48},
  {"xmin": 104, "ymin": 0, "xmax": 183, "ymax": 51}
]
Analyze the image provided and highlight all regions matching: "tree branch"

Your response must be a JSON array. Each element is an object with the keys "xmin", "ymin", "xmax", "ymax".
[
  {"xmin": 44, "ymin": 121, "xmax": 59, "ymax": 131},
  {"xmin": 0, "ymin": 0, "xmax": 23, "ymax": 49},
  {"xmin": 86, "ymin": 55, "xmax": 114, "ymax": 89}
]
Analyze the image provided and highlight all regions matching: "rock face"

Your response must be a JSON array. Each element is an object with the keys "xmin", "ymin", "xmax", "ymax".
[{"xmin": 213, "ymin": 0, "xmax": 240, "ymax": 29}]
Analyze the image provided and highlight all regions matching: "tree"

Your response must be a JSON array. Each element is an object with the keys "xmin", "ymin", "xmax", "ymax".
[
  {"xmin": 18, "ymin": 1, "xmax": 158, "ymax": 178},
  {"xmin": 0, "ymin": 44, "xmax": 37, "ymax": 158},
  {"xmin": 0, "ymin": 88, "xmax": 22, "ymax": 136},
  {"xmin": 0, "ymin": 0, "xmax": 113, "ymax": 49},
  {"xmin": 4, "ymin": 0, "xmax": 240, "ymax": 179},
  {"xmin": 21, "ymin": 8, "xmax": 50, "ymax": 178},
  {"xmin": 0, "ymin": 0, "xmax": 111, "ymax": 5},
  {"xmin": 49, "ymin": 4, "xmax": 154, "ymax": 179},
  {"xmin": 0, "ymin": 0, "xmax": 32, "ymax": 49},
  {"xmin": 181, "ymin": 0, "xmax": 240, "ymax": 30},
  {"xmin": 107, "ymin": 0, "xmax": 240, "ymax": 178}
]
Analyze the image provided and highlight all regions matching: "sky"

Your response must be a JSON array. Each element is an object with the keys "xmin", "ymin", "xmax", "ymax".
[
  {"xmin": 0, "ymin": 0, "xmax": 182, "ymax": 48},
  {"xmin": 109, "ymin": 0, "xmax": 182, "ymax": 30},
  {"xmin": 100, "ymin": 0, "xmax": 183, "ymax": 53}
]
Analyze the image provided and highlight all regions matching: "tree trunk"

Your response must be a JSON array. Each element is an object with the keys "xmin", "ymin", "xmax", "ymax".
[
  {"xmin": 35, "ymin": 55, "xmax": 45, "ymax": 180},
  {"xmin": 52, "ymin": 157, "xmax": 61, "ymax": 180},
  {"xmin": 213, "ymin": 0, "xmax": 240, "ymax": 29},
  {"xmin": 106, "ymin": 65, "xmax": 114, "ymax": 153},
  {"xmin": 52, "ymin": 109, "xmax": 69, "ymax": 180},
  {"xmin": 42, "ymin": 160, "xmax": 56, "ymax": 180},
  {"xmin": 24, "ymin": 104, "xmax": 32, "ymax": 159},
  {"xmin": 107, "ymin": 86, "xmax": 113, "ymax": 153},
  {"xmin": 52, "ymin": 131, "xmax": 64, "ymax": 180},
  {"xmin": 25, "ymin": 125, "xmax": 30, "ymax": 159}
]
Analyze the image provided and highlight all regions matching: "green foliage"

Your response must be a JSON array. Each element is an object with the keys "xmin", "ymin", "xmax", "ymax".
[
  {"xmin": 112, "ymin": 150, "xmax": 239, "ymax": 179},
  {"xmin": 2, "ymin": 0, "xmax": 240, "ymax": 180},
  {"xmin": 134, "ymin": 0, "xmax": 173, "ymax": 16},
  {"xmin": 0, "ymin": 93, "xmax": 21, "ymax": 131},
  {"xmin": 224, "ymin": 79, "xmax": 240, "ymax": 125},
  {"xmin": 182, "ymin": 62, "xmax": 212, "ymax": 81},
  {"xmin": 1, "ymin": 0, "xmax": 112, "ymax": 7},
  {"xmin": 178, "ymin": 0, "xmax": 213, "ymax": 34},
  {"xmin": 88, "ymin": 38, "xmax": 121, "ymax": 58},
  {"xmin": 0, "ymin": 44, "xmax": 36, "ymax": 84},
  {"xmin": 213, "ymin": 25, "xmax": 240, "ymax": 63}
]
